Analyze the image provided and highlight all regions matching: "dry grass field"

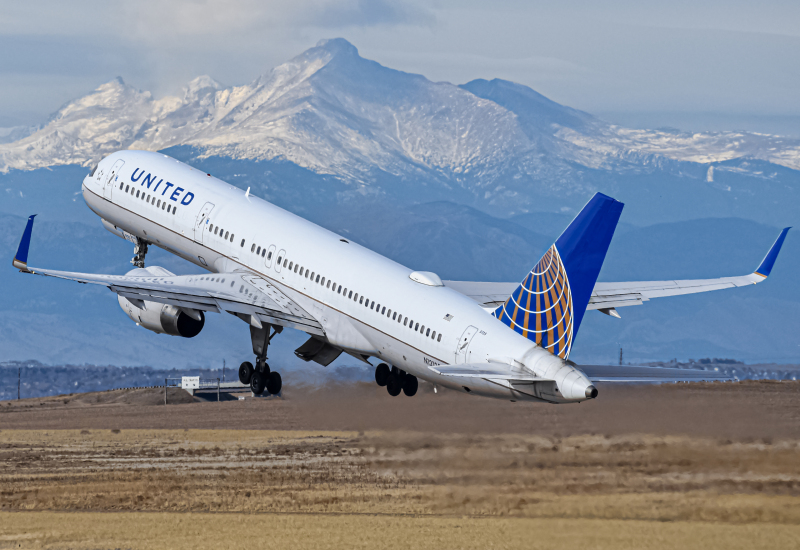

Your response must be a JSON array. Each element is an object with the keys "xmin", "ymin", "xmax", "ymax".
[{"xmin": 1, "ymin": 380, "xmax": 799, "ymax": 549}]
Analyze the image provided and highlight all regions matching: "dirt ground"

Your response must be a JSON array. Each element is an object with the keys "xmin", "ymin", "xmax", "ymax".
[{"xmin": 1, "ymin": 381, "xmax": 799, "ymax": 549}]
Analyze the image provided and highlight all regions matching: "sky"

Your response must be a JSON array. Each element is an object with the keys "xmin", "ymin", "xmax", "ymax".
[{"xmin": 2, "ymin": 0, "xmax": 799, "ymax": 133}]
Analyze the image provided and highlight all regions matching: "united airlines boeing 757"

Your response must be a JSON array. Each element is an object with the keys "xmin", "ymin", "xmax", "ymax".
[{"xmin": 12, "ymin": 151, "xmax": 790, "ymax": 403}]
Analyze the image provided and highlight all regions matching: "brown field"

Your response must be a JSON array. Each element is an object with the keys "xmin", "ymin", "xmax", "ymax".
[{"xmin": 1, "ymin": 380, "xmax": 799, "ymax": 549}]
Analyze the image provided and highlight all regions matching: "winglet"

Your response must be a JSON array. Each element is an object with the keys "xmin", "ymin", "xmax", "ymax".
[
  {"xmin": 755, "ymin": 227, "xmax": 790, "ymax": 278},
  {"xmin": 12, "ymin": 215, "xmax": 36, "ymax": 272}
]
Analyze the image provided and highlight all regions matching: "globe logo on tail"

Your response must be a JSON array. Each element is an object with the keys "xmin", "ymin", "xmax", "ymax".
[{"xmin": 493, "ymin": 245, "xmax": 574, "ymax": 359}]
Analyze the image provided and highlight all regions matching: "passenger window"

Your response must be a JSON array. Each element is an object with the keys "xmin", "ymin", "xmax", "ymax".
[
  {"xmin": 426, "ymin": 328, "xmax": 430, "ymax": 337},
  {"xmin": 162, "ymin": 203, "xmax": 165, "ymax": 210},
  {"xmin": 321, "ymin": 277, "xmax": 325, "ymax": 285},
  {"xmin": 337, "ymin": 286, "xmax": 342, "ymax": 294},
  {"xmin": 268, "ymin": 252, "xmax": 272, "ymax": 260},
  {"xmin": 256, "ymin": 246, "xmax": 261, "ymax": 255},
  {"xmin": 277, "ymin": 256, "xmax": 282, "ymax": 264},
  {"xmin": 136, "ymin": 190, "xmax": 140, "ymax": 198},
  {"xmin": 251, "ymin": 244, "xmax": 255, "ymax": 253},
  {"xmin": 261, "ymin": 249, "xmax": 266, "ymax": 257},
  {"xmin": 348, "ymin": 290, "xmax": 353, "ymax": 299},
  {"xmin": 305, "ymin": 270, "xmax": 309, "ymax": 279},
  {"xmin": 404, "ymin": 318, "xmax": 408, "ymax": 326},
  {"xmin": 371, "ymin": 302, "xmax": 375, "ymax": 310},
  {"xmin": 326, "ymin": 280, "xmax": 331, "ymax": 288},
  {"xmin": 224, "ymin": 231, "xmax": 229, "ymax": 239},
  {"xmin": 392, "ymin": 312, "xmax": 396, "ymax": 320},
  {"xmin": 125, "ymin": 185, "xmax": 129, "ymax": 192},
  {"xmin": 359, "ymin": 296, "xmax": 363, "ymax": 304},
  {"xmin": 381, "ymin": 306, "xmax": 386, "ymax": 315},
  {"xmin": 310, "ymin": 272, "xmax": 315, "ymax": 280},
  {"xmin": 157, "ymin": 200, "xmax": 161, "ymax": 207},
  {"xmin": 431, "ymin": 331, "xmax": 436, "ymax": 339},
  {"xmin": 119, "ymin": 182, "xmax": 123, "ymax": 190},
  {"xmin": 241, "ymin": 239, "xmax": 245, "ymax": 247},
  {"xmin": 294, "ymin": 265, "xmax": 299, "ymax": 273},
  {"xmin": 214, "ymin": 227, "xmax": 219, "ymax": 235},
  {"xmin": 354, "ymin": 293, "xmax": 358, "ymax": 301},
  {"xmin": 289, "ymin": 262, "xmax": 293, "ymax": 270},
  {"xmin": 230, "ymin": 234, "xmax": 233, "ymax": 241},
  {"xmin": 415, "ymin": 323, "xmax": 420, "ymax": 331},
  {"xmin": 315, "ymin": 274, "xmax": 320, "ymax": 283},
  {"xmin": 283, "ymin": 259, "xmax": 288, "ymax": 268},
  {"xmin": 437, "ymin": 334, "xmax": 442, "ymax": 342}
]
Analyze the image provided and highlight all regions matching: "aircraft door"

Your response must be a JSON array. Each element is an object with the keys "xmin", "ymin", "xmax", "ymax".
[
  {"xmin": 275, "ymin": 249, "xmax": 286, "ymax": 272},
  {"xmin": 455, "ymin": 325, "xmax": 479, "ymax": 364},
  {"xmin": 193, "ymin": 202, "xmax": 215, "ymax": 243},
  {"xmin": 265, "ymin": 245, "xmax": 276, "ymax": 268},
  {"xmin": 103, "ymin": 159, "xmax": 125, "ymax": 200}
]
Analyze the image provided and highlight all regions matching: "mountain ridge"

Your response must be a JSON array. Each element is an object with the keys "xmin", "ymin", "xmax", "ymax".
[{"xmin": 2, "ymin": 38, "xmax": 799, "ymax": 215}]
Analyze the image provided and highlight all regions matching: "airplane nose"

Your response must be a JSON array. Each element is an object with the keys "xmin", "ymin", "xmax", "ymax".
[{"xmin": 585, "ymin": 385, "xmax": 598, "ymax": 399}]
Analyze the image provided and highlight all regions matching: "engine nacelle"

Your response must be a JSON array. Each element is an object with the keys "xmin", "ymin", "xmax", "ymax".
[{"xmin": 117, "ymin": 267, "xmax": 205, "ymax": 338}]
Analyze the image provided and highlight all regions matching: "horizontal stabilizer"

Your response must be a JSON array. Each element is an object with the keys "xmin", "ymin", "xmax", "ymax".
[
  {"xmin": 429, "ymin": 364, "xmax": 547, "ymax": 382},
  {"xmin": 577, "ymin": 364, "xmax": 732, "ymax": 383}
]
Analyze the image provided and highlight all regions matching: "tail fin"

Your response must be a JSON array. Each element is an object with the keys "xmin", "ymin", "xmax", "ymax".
[{"xmin": 493, "ymin": 193, "xmax": 624, "ymax": 358}]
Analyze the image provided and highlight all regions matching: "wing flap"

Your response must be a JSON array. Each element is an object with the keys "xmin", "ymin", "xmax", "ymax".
[{"xmin": 22, "ymin": 266, "xmax": 323, "ymax": 334}]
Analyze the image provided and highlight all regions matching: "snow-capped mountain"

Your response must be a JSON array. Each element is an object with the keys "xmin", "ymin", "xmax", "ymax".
[{"xmin": 3, "ymin": 38, "xmax": 799, "ymax": 181}]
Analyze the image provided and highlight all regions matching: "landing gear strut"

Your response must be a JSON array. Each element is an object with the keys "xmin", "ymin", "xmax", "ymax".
[
  {"xmin": 131, "ymin": 238, "xmax": 149, "ymax": 268},
  {"xmin": 375, "ymin": 364, "xmax": 417, "ymax": 397},
  {"xmin": 241, "ymin": 323, "xmax": 283, "ymax": 396}
]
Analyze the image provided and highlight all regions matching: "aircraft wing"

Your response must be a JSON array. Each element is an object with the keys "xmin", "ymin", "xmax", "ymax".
[
  {"xmin": 12, "ymin": 215, "xmax": 324, "ymax": 336},
  {"xmin": 444, "ymin": 227, "xmax": 790, "ymax": 315}
]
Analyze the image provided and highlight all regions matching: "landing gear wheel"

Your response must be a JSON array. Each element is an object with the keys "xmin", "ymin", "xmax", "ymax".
[
  {"xmin": 375, "ymin": 363, "xmax": 390, "ymax": 387},
  {"xmin": 256, "ymin": 359, "xmax": 271, "ymax": 376},
  {"xmin": 250, "ymin": 371, "xmax": 266, "ymax": 395},
  {"xmin": 386, "ymin": 375, "xmax": 402, "ymax": 397},
  {"xmin": 266, "ymin": 371, "xmax": 282, "ymax": 395},
  {"xmin": 402, "ymin": 375, "xmax": 418, "ymax": 397},
  {"xmin": 239, "ymin": 362, "xmax": 254, "ymax": 385}
]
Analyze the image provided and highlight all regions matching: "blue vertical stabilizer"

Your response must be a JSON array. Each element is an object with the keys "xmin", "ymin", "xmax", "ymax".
[{"xmin": 494, "ymin": 193, "xmax": 623, "ymax": 358}]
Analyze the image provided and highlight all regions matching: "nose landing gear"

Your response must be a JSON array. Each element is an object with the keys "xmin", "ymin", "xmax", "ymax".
[
  {"xmin": 131, "ymin": 238, "xmax": 149, "ymax": 268},
  {"xmin": 375, "ymin": 363, "xmax": 417, "ymax": 397}
]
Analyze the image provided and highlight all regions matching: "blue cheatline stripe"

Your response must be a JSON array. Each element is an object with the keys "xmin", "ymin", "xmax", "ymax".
[{"xmin": 14, "ymin": 214, "xmax": 37, "ymax": 265}]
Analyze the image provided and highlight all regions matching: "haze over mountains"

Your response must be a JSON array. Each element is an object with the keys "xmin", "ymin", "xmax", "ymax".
[{"xmin": 0, "ymin": 39, "xmax": 797, "ymax": 369}]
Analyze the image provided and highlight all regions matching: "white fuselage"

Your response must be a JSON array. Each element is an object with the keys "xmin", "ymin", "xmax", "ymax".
[{"xmin": 82, "ymin": 150, "xmax": 593, "ymax": 403}]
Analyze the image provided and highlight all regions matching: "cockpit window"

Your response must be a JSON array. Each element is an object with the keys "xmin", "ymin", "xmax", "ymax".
[{"xmin": 89, "ymin": 164, "xmax": 98, "ymax": 177}]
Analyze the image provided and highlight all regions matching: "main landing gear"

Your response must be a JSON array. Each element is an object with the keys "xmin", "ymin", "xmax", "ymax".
[
  {"xmin": 375, "ymin": 363, "xmax": 417, "ymax": 397},
  {"xmin": 238, "ymin": 323, "xmax": 283, "ymax": 396}
]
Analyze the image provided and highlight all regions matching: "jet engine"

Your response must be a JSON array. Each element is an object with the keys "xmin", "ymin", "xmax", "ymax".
[{"xmin": 117, "ymin": 267, "xmax": 205, "ymax": 338}]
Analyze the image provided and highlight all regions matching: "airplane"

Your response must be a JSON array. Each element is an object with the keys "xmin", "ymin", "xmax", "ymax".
[{"xmin": 12, "ymin": 150, "xmax": 790, "ymax": 403}]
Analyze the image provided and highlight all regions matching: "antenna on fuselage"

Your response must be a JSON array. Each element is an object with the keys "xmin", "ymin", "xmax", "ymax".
[{"xmin": 245, "ymin": 187, "xmax": 250, "ymax": 198}]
